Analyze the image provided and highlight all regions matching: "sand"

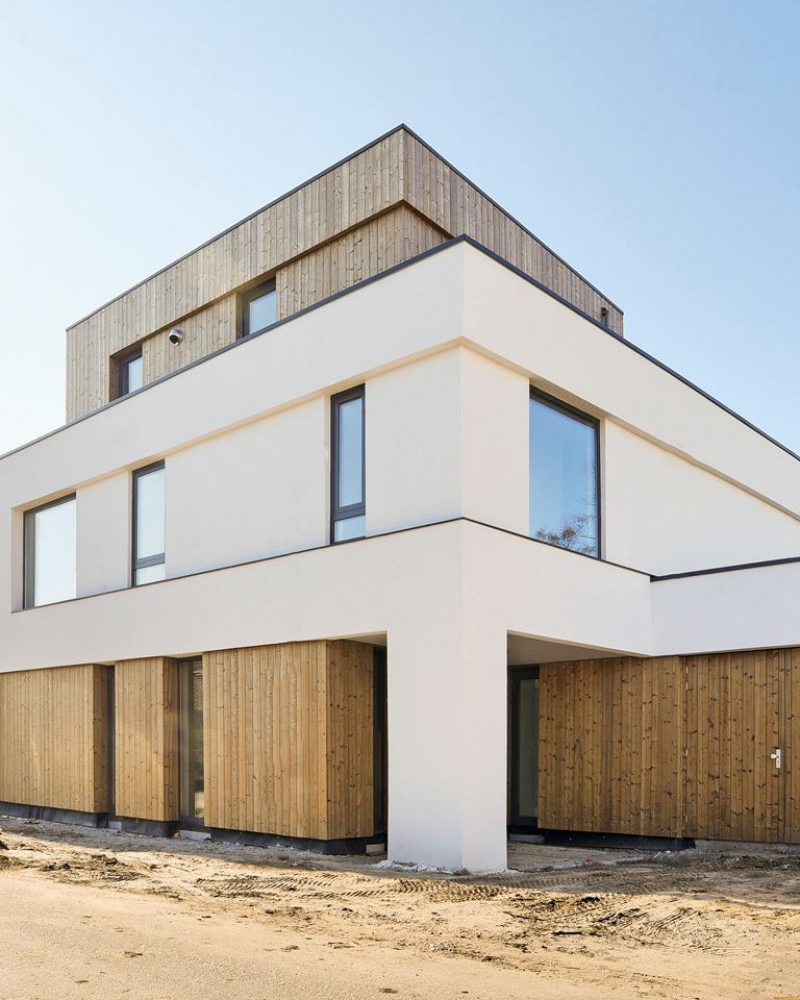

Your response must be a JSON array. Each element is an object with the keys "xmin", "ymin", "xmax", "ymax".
[{"xmin": 2, "ymin": 817, "xmax": 800, "ymax": 999}]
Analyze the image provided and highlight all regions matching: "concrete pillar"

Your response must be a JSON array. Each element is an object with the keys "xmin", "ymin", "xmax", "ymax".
[{"xmin": 386, "ymin": 611, "xmax": 508, "ymax": 873}]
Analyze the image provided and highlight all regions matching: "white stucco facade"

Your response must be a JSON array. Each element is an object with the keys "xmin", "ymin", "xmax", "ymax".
[{"xmin": 2, "ymin": 240, "xmax": 799, "ymax": 871}]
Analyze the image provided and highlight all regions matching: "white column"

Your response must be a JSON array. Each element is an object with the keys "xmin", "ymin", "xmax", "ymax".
[{"xmin": 386, "ymin": 605, "xmax": 508, "ymax": 873}]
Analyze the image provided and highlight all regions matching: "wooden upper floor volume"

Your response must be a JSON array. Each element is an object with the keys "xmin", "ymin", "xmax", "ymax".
[{"xmin": 66, "ymin": 125, "xmax": 623, "ymax": 422}]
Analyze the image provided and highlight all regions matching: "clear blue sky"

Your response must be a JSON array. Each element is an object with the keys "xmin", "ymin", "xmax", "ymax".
[{"xmin": 0, "ymin": 0, "xmax": 797, "ymax": 456}]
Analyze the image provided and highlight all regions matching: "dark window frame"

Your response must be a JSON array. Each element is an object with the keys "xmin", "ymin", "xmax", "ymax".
[
  {"xmin": 241, "ymin": 278, "xmax": 277, "ymax": 338},
  {"xmin": 509, "ymin": 665, "xmax": 540, "ymax": 830},
  {"xmin": 178, "ymin": 657, "xmax": 205, "ymax": 826},
  {"xmin": 132, "ymin": 461, "xmax": 166, "ymax": 587},
  {"xmin": 529, "ymin": 387, "xmax": 602, "ymax": 559},
  {"xmin": 330, "ymin": 384, "xmax": 366, "ymax": 543},
  {"xmin": 118, "ymin": 347, "xmax": 143, "ymax": 398},
  {"xmin": 23, "ymin": 493, "xmax": 77, "ymax": 609}
]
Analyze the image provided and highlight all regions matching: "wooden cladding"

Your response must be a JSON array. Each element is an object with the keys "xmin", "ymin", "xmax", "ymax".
[
  {"xmin": 538, "ymin": 649, "xmax": 800, "ymax": 843},
  {"xmin": 0, "ymin": 664, "xmax": 108, "ymax": 814},
  {"xmin": 66, "ymin": 126, "xmax": 621, "ymax": 420},
  {"xmin": 114, "ymin": 657, "xmax": 179, "ymax": 822},
  {"xmin": 203, "ymin": 640, "xmax": 375, "ymax": 841},
  {"xmin": 401, "ymin": 130, "xmax": 621, "ymax": 336},
  {"xmin": 277, "ymin": 205, "xmax": 446, "ymax": 319}
]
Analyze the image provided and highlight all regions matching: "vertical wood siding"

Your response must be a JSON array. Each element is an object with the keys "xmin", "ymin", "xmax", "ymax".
[
  {"xmin": 114, "ymin": 657, "xmax": 179, "ymax": 822},
  {"xmin": 0, "ymin": 664, "xmax": 108, "ymax": 813},
  {"xmin": 402, "ymin": 130, "xmax": 622, "ymax": 335},
  {"xmin": 203, "ymin": 640, "xmax": 374, "ymax": 840},
  {"xmin": 66, "ymin": 127, "xmax": 621, "ymax": 421},
  {"xmin": 538, "ymin": 649, "xmax": 800, "ymax": 843}
]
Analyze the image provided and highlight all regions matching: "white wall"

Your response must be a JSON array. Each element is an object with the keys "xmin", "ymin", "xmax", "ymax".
[
  {"xmin": 77, "ymin": 474, "xmax": 130, "ymax": 597},
  {"xmin": 604, "ymin": 421, "xmax": 800, "ymax": 575},
  {"xmin": 166, "ymin": 398, "xmax": 328, "ymax": 577}
]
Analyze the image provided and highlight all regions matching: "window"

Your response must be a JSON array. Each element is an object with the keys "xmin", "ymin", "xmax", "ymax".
[
  {"xmin": 179, "ymin": 658, "xmax": 204, "ymax": 823},
  {"xmin": 133, "ymin": 462, "xmax": 166, "ymax": 585},
  {"xmin": 529, "ymin": 389, "xmax": 599, "ymax": 557},
  {"xmin": 24, "ymin": 495, "xmax": 77, "ymax": 608},
  {"xmin": 331, "ymin": 385, "xmax": 365, "ymax": 542},
  {"xmin": 242, "ymin": 279, "xmax": 277, "ymax": 337},
  {"xmin": 119, "ymin": 348, "xmax": 143, "ymax": 397}
]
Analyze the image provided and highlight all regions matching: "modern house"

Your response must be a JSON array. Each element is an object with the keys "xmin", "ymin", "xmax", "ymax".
[{"xmin": 2, "ymin": 125, "xmax": 800, "ymax": 873}]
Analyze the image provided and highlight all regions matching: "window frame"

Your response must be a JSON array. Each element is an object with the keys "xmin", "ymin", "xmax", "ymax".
[
  {"xmin": 132, "ymin": 461, "xmax": 166, "ymax": 587},
  {"xmin": 241, "ymin": 278, "xmax": 277, "ymax": 338},
  {"xmin": 529, "ymin": 387, "xmax": 602, "ymax": 559},
  {"xmin": 23, "ymin": 493, "xmax": 77, "ymax": 609},
  {"xmin": 330, "ymin": 384, "xmax": 366, "ymax": 543},
  {"xmin": 118, "ymin": 347, "xmax": 143, "ymax": 398}
]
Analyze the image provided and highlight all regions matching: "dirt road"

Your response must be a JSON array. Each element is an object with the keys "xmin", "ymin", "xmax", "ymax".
[{"xmin": 2, "ymin": 818, "xmax": 800, "ymax": 999}]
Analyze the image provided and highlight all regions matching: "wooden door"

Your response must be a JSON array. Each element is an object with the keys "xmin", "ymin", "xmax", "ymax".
[{"xmin": 684, "ymin": 651, "xmax": 783, "ymax": 842}]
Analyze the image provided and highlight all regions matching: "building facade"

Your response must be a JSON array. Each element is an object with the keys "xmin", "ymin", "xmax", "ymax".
[{"xmin": 2, "ymin": 126, "xmax": 799, "ymax": 871}]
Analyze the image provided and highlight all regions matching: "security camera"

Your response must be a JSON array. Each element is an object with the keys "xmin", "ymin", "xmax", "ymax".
[{"xmin": 168, "ymin": 328, "xmax": 183, "ymax": 346}]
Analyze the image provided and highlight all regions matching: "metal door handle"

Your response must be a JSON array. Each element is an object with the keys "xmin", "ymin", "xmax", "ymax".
[{"xmin": 770, "ymin": 748, "xmax": 782, "ymax": 769}]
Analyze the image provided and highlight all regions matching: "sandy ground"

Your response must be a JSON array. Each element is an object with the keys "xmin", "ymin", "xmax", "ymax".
[{"xmin": 2, "ymin": 819, "xmax": 800, "ymax": 999}]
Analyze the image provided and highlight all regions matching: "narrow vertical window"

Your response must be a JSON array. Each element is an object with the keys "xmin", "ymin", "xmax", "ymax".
[
  {"xmin": 529, "ymin": 390, "xmax": 599, "ymax": 557},
  {"xmin": 133, "ymin": 462, "xmax": 166, "ymax": 585},
  {"xmin": 23, "ymin": 495, "xmax": 77, "ymax": 608},
  {"xmin": 242, "ymin": 279, "xmax": 277, "ymax": 337},
  {"xmin": 119, "ymin": 348, "xmax": 143, "ymax": 397},
  {"xmin": 179, "ymin": 658, "xmax": 204, "ymax": 823},
  {"xmin": 331, "ymin": 385, "xmax": 365, "ymax": 542}
]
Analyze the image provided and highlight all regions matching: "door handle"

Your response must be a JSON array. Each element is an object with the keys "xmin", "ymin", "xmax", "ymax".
[{"xmin": 770, "ymin": 748, "xmax": 782, "ymax": 769}]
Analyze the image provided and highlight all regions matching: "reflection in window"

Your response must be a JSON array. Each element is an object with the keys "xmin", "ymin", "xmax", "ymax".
[
  {"xmin": 331, "ymin": 386, "xmax": 365, "ymax": 542},
  {"xmin": 133, "ymin": 463, "xmax": 166, "ymax": 585},
  {"xmin": 529, "ymin": 391, "xmax": 599, "ymax": 557},
  {"xmin": 243, "ymin": 280, "xmax": 277, "ymax": 337},
  {"xmin": 24, "ymin": 495, "xmax": 77, "ymax": 608}
]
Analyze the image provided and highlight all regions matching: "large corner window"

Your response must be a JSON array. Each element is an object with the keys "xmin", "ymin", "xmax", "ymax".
[
  {"xmin": 133, "ymin": 462, "xmax": 166, "ymax": 585},
  {"xmin": 119, "ymin": 348, "xmax": 143, "ymax": 397},
  {"xmin": 529, "ymin": 389, "xmax": 599, "ymax": 557},
  {"xmin": 23, "ymin": 495, "xmax": 77, "ymax": 608},
  {"xmin": 242, "ymin": 279, "xmax": 277, "ymax": 338},
  {"xmin": 331, "ymin": 385, "xmax": 365, "ymax": 542}
]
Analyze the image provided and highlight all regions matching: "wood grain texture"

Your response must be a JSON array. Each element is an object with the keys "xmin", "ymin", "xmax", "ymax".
[
  {"xmin": 0, "ymin": 664, "xmax": 108, "ymax": 813},
  {"xmin": 538, "ymin": 657, "xmax": 684, "ymax": 837},
  {"xmin": 66, "ymin": 127, "xmax": 621, "ymax": 420},
  {"xmin": 203, "ymin": 640, "xmax": 374, "ymax": 841},
  {"xmin": 114, "ymin": 657, "xmax": 179, "ymax": 822},
  {"xmin": 538, "ymin": 650, "xmax": 800, "ymax": 843},
  {"xmin": 402, "ymin": 130, "xmax": 623, "ymax": 336}
]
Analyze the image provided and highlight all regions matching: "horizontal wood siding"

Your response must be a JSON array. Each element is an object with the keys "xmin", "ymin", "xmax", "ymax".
[
  {"xmin": 66, "ymin": 128, "xmax": 621, "ymax": 420},
  {"xmin": 114, "ymin": 657, "xmax": 179, "ymax": 822},
  {"xmin": 0, "ymin": 664, "xmax": 108, "ymax": 813},
  {"xmin": 203, "ymin": 640, "xmax": 374, "ymax": 840}
]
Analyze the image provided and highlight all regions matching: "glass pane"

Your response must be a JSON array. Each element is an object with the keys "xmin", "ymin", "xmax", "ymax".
[
  {"xmin": 333, "ymin": 514, "xmax": 366, "ymax": 542},
  {"xmin": 180, "ymin": 660, "xmax": 204, "ymax": 821},
  {"xmin": 516, "ymin": 677, "xmax": 539, "ymax": 819},
  {"xmin": 135, "ymin": 467, "xmax": 165, "ymax": 561},
  {"xmin": 337, "ymin": 396, "xmax": 363, "ymax": 507},
  {"xmin": 248, "ymin": 288, "xmax": 276, "ymax": 334},
  {"xmin": 126, "ymin": 355, "xmax": 143, "ymax": 393},
  {"xmin": 134, "ymin": 562, "xmax": 165, "ymax": 586},
  {"xmin": 529, "ymin": 396, "xmax": 598, "ymax": 556},
  {"xmin": 31, "ymin": 499, "xmax": 77, "ymax": 606}
]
